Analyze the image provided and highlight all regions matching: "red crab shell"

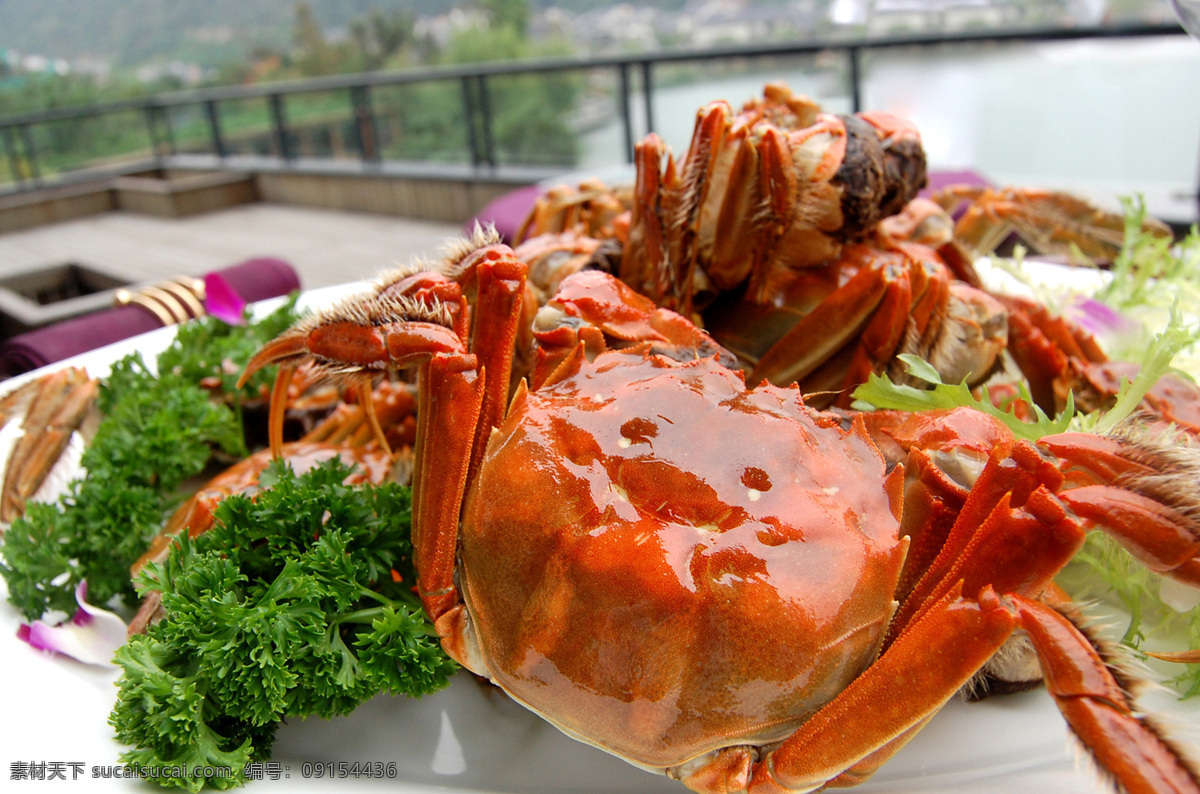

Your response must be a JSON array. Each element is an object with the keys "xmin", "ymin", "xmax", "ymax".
[{"xmin": 458, "ymin": 349, "xmax": 907, "ymax": 770}]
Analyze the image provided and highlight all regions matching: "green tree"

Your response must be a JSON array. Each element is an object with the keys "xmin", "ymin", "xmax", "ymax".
[
  {"xmin": 0, "ymin": 73, "xmax": 162, "ymax": 178},
  {"xmin": 434, "ymin": 23, "xmax": 581, "ymax": 166},
  {"xmin": 480, "ymin": 0, "xmax": 530, "ymax": 37},
  {"xmin": 291, "ymin": 2, "xmax": 340, "ymax": 76},
  {"xmin": 349, "ymin": 9, "xmax": 416, "ymax": 71}
]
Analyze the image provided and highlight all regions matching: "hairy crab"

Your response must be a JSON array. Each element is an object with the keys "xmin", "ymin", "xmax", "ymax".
[
  {"xmin": 515, "ymin": 85, "xmax": 1014, "ymax": 409},
  {"xmin": 933, "ymin": 185, "xmax": 1173, "ymax": 262},
  {"xmin": 513, "ymin": 83, "xmax": 1193, "ymax": 420},
  {"xmin": 241, "ymin": 231, "xmax": 1200, "ymax": 793},
  {"xmin": 620, "ymin": 84, "xmax": 926, "ymax": 315}
]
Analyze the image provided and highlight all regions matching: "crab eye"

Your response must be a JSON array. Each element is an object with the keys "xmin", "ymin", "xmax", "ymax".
[{"xmin": 534, "ymin": 305, "xmax": 577, "ymax": 331}]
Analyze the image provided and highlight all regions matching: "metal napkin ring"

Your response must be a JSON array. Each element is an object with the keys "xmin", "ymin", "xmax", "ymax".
[{"xmin": 113, "ymin": 277, "xmax": 207, "ymax": 327}]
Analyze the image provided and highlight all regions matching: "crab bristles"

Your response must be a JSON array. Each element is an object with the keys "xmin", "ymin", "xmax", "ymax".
[{"xmin": 442, "ymin": 223, "xmax": 504, "ymax": 276}]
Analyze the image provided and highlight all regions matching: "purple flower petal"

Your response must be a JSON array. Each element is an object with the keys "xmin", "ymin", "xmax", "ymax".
[
  {"xmin": 17, "ymin": 580, "xmax": 127, "ymax": 666},
  {"xmin": 204, "ymin": 272, "xmax": 248, "ymax": 326},
  {"xmin": 1065, "ymin": 297, "xmax": 1139, "ymax": 337}
]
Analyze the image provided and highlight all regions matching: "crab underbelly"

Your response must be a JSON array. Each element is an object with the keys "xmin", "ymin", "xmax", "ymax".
[{"xmin": 458, "ymin": 353, "xmax": 905, "ymax": 769}]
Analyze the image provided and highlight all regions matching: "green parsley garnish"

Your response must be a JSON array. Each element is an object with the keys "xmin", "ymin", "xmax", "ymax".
[
  {"xmin": 109, "ymin": 459, "xmax": 455, "ymax": 791},
  {"xmin": 158, "ymin": 295, "xmax": 304, "ymax": 401},
  {"xmin": 0, "ymin": 300, "xmax": 303, "ymax": 620},
  {"xmin": 1095, "ymin": 196, "xmax": 1200, "ymax": 318},
  {"xmin": 0, "ymin": 354, "xmax": 245, "ymax": 619}
]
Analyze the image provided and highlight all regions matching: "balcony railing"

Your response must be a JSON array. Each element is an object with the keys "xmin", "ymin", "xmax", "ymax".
[{"xmin": 0, "ymin": 22, "xmax": 1194, "ymax": 219}]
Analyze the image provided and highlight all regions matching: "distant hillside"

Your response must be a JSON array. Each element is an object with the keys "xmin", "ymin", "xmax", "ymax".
[
  {"xmin": 0, "ymin": 0, "xmax": 694, "ymax": 69},
  {"xmin": 0, "ymin": 0, "xmax": 452, "ymax": 67}
]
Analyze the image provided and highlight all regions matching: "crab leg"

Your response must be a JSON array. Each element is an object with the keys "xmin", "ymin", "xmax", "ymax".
[
  {"xmin": 622, "ymin": 133, "xmax": 672, "ymax": 307},
  {"xmin": 745, "ymin": 585, "xmax": 1016, "ymax": 794},
  {"xmin": 893, "ymin": 486, "xmax": 1085, "ymax": 639},
  {"xmin": 761, "ymin": 590, "xmax": 1200, "ymax": 794},
  {"xmin": 890, "ymin": 447, "xmax": 970, "ymax": 600},
  {"xmin": 240, "ymin": 239, "xmax": 532, "ymax": 661},
  {"xmin": 242, "ymin": 309, "xmax": 483, "ymax": 631},
  {"xmin": 891, "ymin": 440, "xmax": 1079, "ymax": 636},
  {"xmin": 893, "ymin": 249, "xmax": 948, "ymax": 360},
  {"xmin": 950, "ymin": 191, "xmax": 1019, "ymax": 257},
  {"xmin": 302, "ymin": 381, "xmax": 418, "ymax": 450},
  {"xmin": 1011, "ymin": 595, "xmax": 1200, "ymax": 794},
  {"xmin": 1, "ymin": 367, "xmax": 98, "ymax": 523},
  {"xmin": 411, "ymin": 352, "xmax": 483, "ymax": 625},
  {"xmin": 1018, "ymin": 297, "xmax": 1108, "ymax": 363},
  {"xmin": 671, "ymin": 102, "xmax": 728, "ymax": 318},
  {"xmin": 833, "ymin": 258, "xmax": 914, "ymax": 406},
  {"xmin": 1039, "ymin": 431, "xmax": 1156, "ymax": 483},
  {"xmin": 698, "ymin": 114, "xmax": 758, "ymax": 291},
  {"xmin": 744, "ymin": 437, "xmax": 1200, "ymax": 794},
  {"xmin": 1060, "ymin": 487, "xmax": 1200, "ymax": 585},
  {"xmin": 458, "ymin": 246, "xmax": 527, "ymax": 481},
  {"xmin": 1002, "ymin": 294, "xmax": 1112, "ymax": 416},
  {"xmin": 1004, "ymin": 303, "xmax": 1071, "ymax": 414},
  {"xmin": 1041, "ymin": 431, "xmax": 1200, "ymax": 586},
  {"xmin": 748, "ymin": 253, "xmax": 895, "ymax": 388},
  {"xmin": 747, "ymin": 121, "xmax": 847, "ymax": 302}
]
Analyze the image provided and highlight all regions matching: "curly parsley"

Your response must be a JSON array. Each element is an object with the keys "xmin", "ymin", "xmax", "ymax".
[
  {"xmin": 157, "ymin": 295, "xmax": 303, "ymax": 401},
  {"xmin": 0, "ymin": 299, "xmax": 303, "ymax": 620},
  {"xmin": 0, "ymin": 354, "xmax": 245, "ymax": 619},
  {"xmin": 109, "ymin": 459, "xmax": 455, "ymax": 791}
]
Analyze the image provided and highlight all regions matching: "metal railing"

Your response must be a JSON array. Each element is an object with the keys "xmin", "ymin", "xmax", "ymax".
[{"xmin": 0, "ymin": 21, "xmax": 1192, "ymax": 202}]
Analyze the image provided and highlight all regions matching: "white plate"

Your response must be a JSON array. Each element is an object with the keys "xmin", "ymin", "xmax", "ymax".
[{"xmin": 1, "ymin": 286, "xmax": 1198, "ymax": 794}]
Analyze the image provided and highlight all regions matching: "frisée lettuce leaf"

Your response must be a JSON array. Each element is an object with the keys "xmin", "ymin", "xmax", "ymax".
[
  {"xmin": 855, "ymin": 200, "xmax": 1200, "ymax": 697},
  {"xmin": 850, "ymin": 353, "xmax": 1073, "ymax": 441}
]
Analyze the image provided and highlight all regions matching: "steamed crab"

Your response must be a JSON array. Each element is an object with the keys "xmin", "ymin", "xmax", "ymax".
[
  {"xmin": 934, "ymin": 185, "xmax": 1173, "ymax": 262},
  {"xmin": 241, "ymin": 231, "xmax": 1200, "ymax": 793},
  {"xmin": 514, "ymin": 83, "xmax": 1188, "ymax": 417},
  {"xmin": 515, "ymin": 84, "xmax": 1012, "ymax": 409}
]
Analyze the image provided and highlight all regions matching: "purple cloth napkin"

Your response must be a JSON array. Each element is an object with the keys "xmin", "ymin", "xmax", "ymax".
[
  {"xmin": 465, "ymin": 184, "xmax": 543, "ymax": 243},
  {"xmin": 0, "ymin": 257, "xmax": 301, "ymax": 377},
  {"xmin": 919, "ymin": 169, "xmax": 991, "ymax": 200}
]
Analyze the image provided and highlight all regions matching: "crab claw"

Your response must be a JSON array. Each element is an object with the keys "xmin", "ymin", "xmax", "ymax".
[
  {"xmin": 238, "ymin": 329, "xmax": 319, "ymax": 458},
  {"xmin": 237, "ymin": 329, "xmax": 309, "ymax": 389},
  {"xmin": 240, "ymin": 308, "xmax": 464, "ymax": 388},
  {"xmin": 239, "ymin": 286, "xmax": 468, "ymax": 458}
]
